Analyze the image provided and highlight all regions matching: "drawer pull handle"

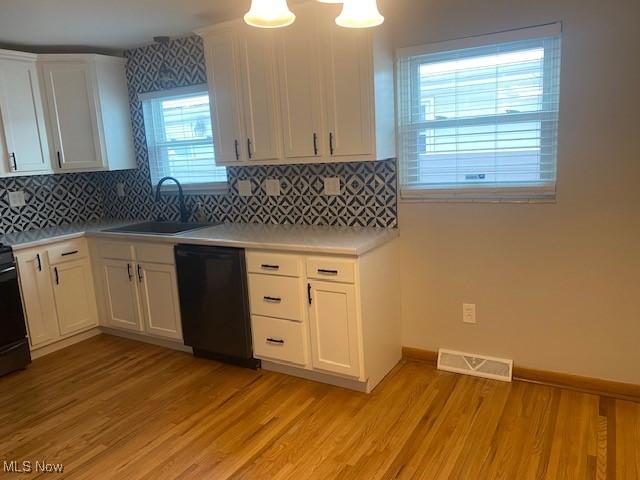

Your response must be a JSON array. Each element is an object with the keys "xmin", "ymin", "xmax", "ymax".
[
  {"xmin": 61, "ymin": 250, "xmax": 79, "ymax": 257},
  {"xmin": 261, "ymin": 264, "xmax": 280, "ymax": 270},
  {"xmin": 317, "ymin": 268, "xmax": 338, "ymax": 275},
  {"xmin": 266, "ymin": 337, "xmax": 284, "ymax": 345},
  {"xmin": 263, "ymin": 296, "xmax": 282, "ymax": 303}
]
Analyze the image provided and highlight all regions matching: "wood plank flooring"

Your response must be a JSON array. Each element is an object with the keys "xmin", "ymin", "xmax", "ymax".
[{"xmin": 0, "ymin": 334, "xmax": 638, "ymax": 479}]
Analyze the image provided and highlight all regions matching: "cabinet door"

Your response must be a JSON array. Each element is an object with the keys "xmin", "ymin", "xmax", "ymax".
[
  {"xmin": 202, "ymin": 29, "xmax": 246, "ymax": 164},
  {"xmin": 51, "ymin": 259, "xmax": 98, "ymax": 336},
  {"xmin": 41, "ymin": 61, "xmax": 103, "ymax": 171},
  {"xmin": 138, "ymin": 262, "xmax": 182, "ymax": 340},
  {"xmin": 308, "ymin": 280, "xmax": 361, "ymax": 377},
  {"xmin": 101, "ymin": 259, "xmax": 143, "ymax": 332},
  {"xmin": 0, "ymin": 59, "xmax": 50, "ymax": 174},
  {"xmin": 320, "ymin": 13, "xmax": 374, "ymax": 158},
  {"xmin": 16, "ymin": 251, "xmax": 59, "ymax": 347},
  {"xmin": 276, "ymin": 5, "xmax": 324, "ymax": 160},
  {"xmin": 237, "ymin": 26, "xmax": 282, "ymax": 162}
]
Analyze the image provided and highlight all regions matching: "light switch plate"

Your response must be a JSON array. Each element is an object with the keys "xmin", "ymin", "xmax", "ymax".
[
  {"xmin": 265, "ymin": 178, "xmax": 280, "ymax": 196},
  {"xmin": 463, "ymin": 303, "xmax": 476, "ymax": 324},
  {"xmin": 238, "ymin": 179, "xmax": 253, "ymax": 197},
  {"xmin": 8, "ymin": 190, "xmax": 26, "ymax": 208},
  {"xmin": 324, "ymin": 177, "xmax": 341, "ymax": 196}
]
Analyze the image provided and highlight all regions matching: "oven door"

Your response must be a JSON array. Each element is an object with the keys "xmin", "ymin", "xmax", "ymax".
[{"xmin": 0, "ymin": 263, "xmax": 27, "ymax": 348}]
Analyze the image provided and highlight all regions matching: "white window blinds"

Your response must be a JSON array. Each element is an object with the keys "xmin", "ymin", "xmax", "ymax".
[
  {"xmin": 141, "ymin": 85, "xmax": 227, "ymax": 190},
  {"xmin": 397, "ymin": 24, "xmax": 562, "ymax": 200}
]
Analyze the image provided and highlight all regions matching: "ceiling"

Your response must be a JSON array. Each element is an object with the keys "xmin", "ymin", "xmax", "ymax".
[{"xmin": 0, "ymin": 0, "xmax": 266, "ymax": 54}]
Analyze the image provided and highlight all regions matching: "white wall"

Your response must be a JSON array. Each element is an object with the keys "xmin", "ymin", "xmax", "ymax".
[{"xmin": 390, "ymin": 0, "xmax": 640, "ymax": 384}]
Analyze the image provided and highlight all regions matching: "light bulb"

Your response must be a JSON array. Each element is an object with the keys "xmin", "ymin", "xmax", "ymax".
[
  {"xmin": 336, "ymin": 0, "xmax": 384, "ymax": 28},
  {"xmin": 244, "ymin": 0, "xmax": 296, "ymax": 28}
]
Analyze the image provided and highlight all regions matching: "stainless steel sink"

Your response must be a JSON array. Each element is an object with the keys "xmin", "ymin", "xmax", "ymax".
[{"xmin": 103, "ymin": 221, "xmax": 212, "ymax": 235}]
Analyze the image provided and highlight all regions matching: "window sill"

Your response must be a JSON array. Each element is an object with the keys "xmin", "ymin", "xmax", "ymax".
[
  {"xmin": 400, "ymin": 186, "xmax": 556, "ymax": 204},
  {"xmin": 154, "ymin": 182, "xmax": 229, "ymax": 196}
]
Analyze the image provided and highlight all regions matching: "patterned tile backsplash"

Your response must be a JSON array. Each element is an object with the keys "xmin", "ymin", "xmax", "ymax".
[
  {"xmin": 0, "ymin": 35, "xmax": 397, "ymax": 236},
  {"xmin": 0, "ymin": 173, "xmax": 104, "ymax": 235}
]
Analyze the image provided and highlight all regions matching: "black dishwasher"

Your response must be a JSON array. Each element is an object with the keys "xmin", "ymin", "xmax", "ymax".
[{"xmin": 174, "ymin": 245, "xmax": 259, "ymax": 369}]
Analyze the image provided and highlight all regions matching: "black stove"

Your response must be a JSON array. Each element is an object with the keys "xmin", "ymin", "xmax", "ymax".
[{"xmin": 0, "ymin": 244, "xmax": 31, "ymax": 377}]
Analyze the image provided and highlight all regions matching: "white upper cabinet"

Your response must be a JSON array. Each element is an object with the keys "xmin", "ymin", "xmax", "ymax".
[
  {"xmin": 39, "ymin": 54, "xmax": 136, "ymax": 173},
  {"xmin": 0, "ymin": 50, "xmax": 136, "ymax": 177},
  {"xmin": 202, "ymin": 28, "xmax": 246, "ymax": 163},
  {"xmin": 0, "ymin": 51, "xmax": 51, "ymax": 176},
  {"xmin": 276, "ymin": 3, "xmax": 324, "ymax": 160},
  {"xmin": 237, "ymin": 25, "xmax": 282, "ymax": 163},
  {"xmin": 200, "ymin": 23, "xmax": 282, "ymax": 164},
  {"xmin": 40, "ymin": 60, "xmax": 103, "ymax": 171},
  {"xmin": 319, "ymin": 11, "xmax": 373, "ymax": 159},
  {"xmin": 197, "ymin": 2, "xmax": 394, "ymax": 167}
]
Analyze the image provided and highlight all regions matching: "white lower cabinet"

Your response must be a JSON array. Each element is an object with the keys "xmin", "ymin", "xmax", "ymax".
[
  {"xmin": 16, "ymin": 238, "xmax": 98, "ymax": 350},
  {"xmin": 96, "ymin": 241, "xmax": 182, "ymax": 341},
  {"xmin": 15, "ymin": 251, "xmax": 59, "ymax": 347},
  {"xmin": 308, "ymin": 280, "xmax": 360, "ymax": 377},
  {"xmin": 101, "ymin": 258, "xmax": 143, "ymax": 332},
  {"xmin": 252, "ymin": 315, "xmax": 307, "ymax": 366},
  {"xmin": 246, "ymin": 244, "xmax": 401, "ymax": 393},
  {"xmin": 51, "ymin": 259, "xmax": 99, "ymax": 336},
  {"xmin": 137, "ymin": 262, "xmax": 182, "ymax": 340}
]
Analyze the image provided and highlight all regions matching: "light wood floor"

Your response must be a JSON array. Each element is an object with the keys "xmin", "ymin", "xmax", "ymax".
[{"xmin": 0, "ymin": 335, "xmax": 638, "ymax": 479}]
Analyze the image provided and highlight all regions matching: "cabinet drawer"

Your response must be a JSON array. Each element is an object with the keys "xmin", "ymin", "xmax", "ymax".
[
  {"xmin": 252, "ymin": 315, "xmax": 307, "ymax": 366},
  {"xmin": 98, "ymin": 240, "xmax": 132, "ymax": 260},
  {"xmin": 306, "ymin": 257, "xmax": 355, "ymax": 284},
  {"xmin": 248, "ymin": 273, "xmax": 302, "ymax": 321},
  {"xmin": 48, "ymin": 239, "xmax": 88, "ymax": 265},
  {"xmin": 135, "ymin": 243, "xmax": 175, "ymax": 265},
  {"xmin": 246, "ymin": 250, "xmax": 301, "ymax": 277}
]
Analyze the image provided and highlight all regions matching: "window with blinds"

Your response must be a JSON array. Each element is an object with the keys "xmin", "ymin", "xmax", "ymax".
[
  {"xmin": 397, "ymin": 24, "xmax": 562, "ymax": 200},
  {"xmin": 141, "ymin": 85, "xmax": 227, "ymax": 191}
]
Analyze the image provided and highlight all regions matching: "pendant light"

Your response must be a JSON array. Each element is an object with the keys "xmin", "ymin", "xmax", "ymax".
[
  {"xmin": 244, "ymin": 0, "xmax": 296, "ymax": 28},
  {"xmin": 336, "ymin": 0, "xmax": 384, "ymax": 28}
]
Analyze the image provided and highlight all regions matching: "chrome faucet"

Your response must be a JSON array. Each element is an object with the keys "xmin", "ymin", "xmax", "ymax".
[{"xmin": 155, "ymin": 177, "xmax": 190, "ymax": 222}]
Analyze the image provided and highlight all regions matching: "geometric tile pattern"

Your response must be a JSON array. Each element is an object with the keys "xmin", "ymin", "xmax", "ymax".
[
  {"xmin": 0, "ymin": 172, "xmax": 104, "ymax": 235},
  {"xmin": 100, "ymin": 35, "xmax": 398, "ymax": 228}
]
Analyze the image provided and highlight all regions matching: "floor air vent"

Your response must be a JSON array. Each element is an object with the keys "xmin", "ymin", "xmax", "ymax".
[{"xmin": 437, "ymin": 349, "xmax": 513, "ymax": 382}]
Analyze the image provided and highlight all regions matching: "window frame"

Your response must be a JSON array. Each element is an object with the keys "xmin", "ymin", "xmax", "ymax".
[
  {"xmin": 139, "ymin": 84, "xmax": 228, "ymax": 195},
  {"xmin": 396, "ymin": 23, "xmax": 562, "ymax": 203}
]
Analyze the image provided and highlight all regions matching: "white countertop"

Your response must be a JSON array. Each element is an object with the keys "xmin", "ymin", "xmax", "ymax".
[{"xmin": 3, "ymin": 221, "xmax": 399, "ymax": 256}]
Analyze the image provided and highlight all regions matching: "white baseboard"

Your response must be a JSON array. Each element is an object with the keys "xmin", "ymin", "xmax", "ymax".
[
  {"xmin": 30, "ymin": 328, "xmax": 102, "ymax": 359},
  {"xmin": 100, "ymin": 327, "xmax": 192, "ymax": 353},
  {"xmin": 261, "ymin": 360, "xmax": 369, "ymax": 393}
]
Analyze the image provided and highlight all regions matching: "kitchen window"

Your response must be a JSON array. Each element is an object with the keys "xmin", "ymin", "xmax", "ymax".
[
  {"xmin": 141, "ymin": 85, "xmax": 227, "ymax": 192},
  {"xmin": 397, "ymin": 23, "xmax": 562, "ymax": 201}
]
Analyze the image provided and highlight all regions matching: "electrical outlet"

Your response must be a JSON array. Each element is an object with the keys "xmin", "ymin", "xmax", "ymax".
[
  {"xmin": 8, "ymin": 190, "xmax": 26, "ymax": 208},
  {"xmin": 116, "ymin": 183, "xmax": 125, "ymax": 197},
  {"xmin": 323, "ymin": 177, "xmax": 341, "ymax": 196},
  {"xmin": 463, "ymin": 303, "xmax": 476, "ymax": 324},
  {"xmin": 265, "ymin": 178, "xmax": 280, "ymax": 196},
  {"xmin": 238, "ymin": 179, "xmax": 253, "ymax": 197}
]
